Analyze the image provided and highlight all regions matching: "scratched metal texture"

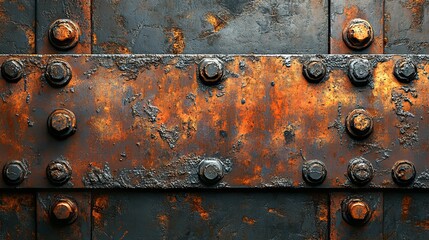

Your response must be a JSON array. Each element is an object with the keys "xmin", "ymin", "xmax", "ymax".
[
  {"xmin": 92, "ymin": 0, "xmax": 329, "ymax": 54},
  {"xmin": 0, "ymin": 54, "xmax": 428, "ymax": 189}
]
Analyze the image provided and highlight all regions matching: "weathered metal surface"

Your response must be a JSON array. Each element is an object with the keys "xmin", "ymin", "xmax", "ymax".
[
  {"xmin": 92, "ymin": 0, "xmax": 329, "ymax": 54},
  {"xmin": 0, "ymin": 55, "xmax": 429, "ymax": 189},
  {"xmin": 0, "ymin": 0, "xmax": 35, "ymax": 54},
  {"xmin": 0, "ymin": 192, "xmax": 36, "ymax": 239},
  {"xmin": 384, "ymin": 192, "xmax": 429, "ymax": 239},
  {"xmin": 330, "ymin": 192, "xmax": 383, "ymax": 240},
  {"xmin": 92, "ymin": 191, "xmax": 328, "ymax": 239},
  {"xmin": 330, "ymin": 0, "xmax": 384, "ymax": 53},
  {"xmin": 36, "ymin": 0, "xmax": 91, "ymax": 53},
  {"xmin": 37, "ymin": 192, "xmax": 91, "ymax": 240},
  {"xmin": 385, "ymin": 0, "xmax": 429, "ymax": 54}
]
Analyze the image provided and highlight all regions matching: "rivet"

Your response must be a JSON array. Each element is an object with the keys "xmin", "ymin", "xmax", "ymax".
[
  {"xmin": 348, "ymin": 157, "xmax": 374, "ymax": 185},
  {"xmin": 198, "ymin": 58, "xmax": 225, "ymax": 85},
  {"xmin": 343, "ymin": 18, "xmax": 374, "ymax": 50},
  {"xmin": 47, "ymin": 108, "xmax": 77, "ymax": 139},
  {"xmin": 1, "ymin": 59, "xmax": 23, "ymax": 82},
  {"xmin": 345, "ymin": 109, "xmax": 373, "ymax": 139},
  {"xmin": 46, "ymin": 160, "xmax": 72, "ymax": 185},
  {"xmin": 303, "ymin": 59, "xmax": 327, "ymax": 83},
  {"xmin": 50, "ymin": 198, "xmax": 78, "ymax": 225},
  {"xmin": 342, "ymin": 198, "xmax": 372, "ymax": 225},
  {"xmin": 198, "ymin": 158, "xmax": 224, "ymax": 185},
  {"xmin": 302, "ymin": 160, "xmax": 327, "ymax": 185},
  {"xmin": 348, "ymin": 58, "xmax": 372, "ymax": 87},
  {"xmin": 392, "ymin": 160, "xmax": 416, "ymax": 186},
  {"xmin": 49, "ymin": 19, "xmax": 80, "ymax": 50},
  {"xmin": 394, "ymin": 59, "xmax": 417, "ymax": 83},
  {"xmin": 2, "ymin": 160, "xmax": 26, "ymax": 185},
  {"xmin": 45, "ymin": 60, "xmax": 72, "ymax": 88}
]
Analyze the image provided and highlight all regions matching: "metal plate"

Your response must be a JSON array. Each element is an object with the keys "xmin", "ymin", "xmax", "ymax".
[
  {"xmin": 92, "ymin": 0, "xmax": 329, "ymax": 54},
  {"xmin": 0, "ymin": 192, "xmax": 35, "ymax": 239}
]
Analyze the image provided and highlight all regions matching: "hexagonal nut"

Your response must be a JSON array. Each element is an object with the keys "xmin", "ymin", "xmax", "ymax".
[
  {"xmin": 2, "ymin": 160, "xmax": 27, "ymax": 185},
  {"xmin": 345, "ymin": 109, "xmax": 374, "ymax": 139},
  {"xmin": 50, "ymin": 198, "xmax": 78, "ymax": 225},
  {"xmin": 347, "ymin": 157, "xmax": 374, "ymax": 185},
  {"xmin": 302, "ymin": 59, "xmax": 327, "ymax": 83},
  {"xmin": 343, "ymin": 18, "xmax": 374, "ymax": 50},
  {"xmin": 302, "ymin": 160, "xmax": 327, "ymax": 185},
  {"xmin": 198, "ymin": 58, "xmax": 225, "ymax": 85},
  {"xmin": 45, "ymin": 60, "xmax": 72, "ymax": 88},
  {"xmin": 1, "ymin": 59, "xmax": 24, "ymax": 82},
  {"xmin": 46, "ymin": 160, "xmax": 72, "ymax": 185},
  {"xmin": 198, "ymin": 158, "xmax": 224, "ymax": 185},
  {"xmin": 49, "ymin": 19, "xmax": 80, "ymax": 50},
  {"xmin": 348, "ymin": 58, "xmax": 372, "ymax": 87},
  {"xmin": 392, "ymin": 160, "xmax": 416, "ymax": 186},
  {"xmin": 342, "ymin": 198, "xmax": 372, "ymax": 225},
  {"xmin": 47, "ymin": 108, "xmax": 77, "ymax": 139},
  {"xmin": 394, "ymin": 59, "xmax": 417, "ymax": 83}
]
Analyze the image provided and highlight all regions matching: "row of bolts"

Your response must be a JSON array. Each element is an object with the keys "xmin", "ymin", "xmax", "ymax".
[{"xmin": 0, "ymin": 18, "xmax": 415, "ymax": 226}]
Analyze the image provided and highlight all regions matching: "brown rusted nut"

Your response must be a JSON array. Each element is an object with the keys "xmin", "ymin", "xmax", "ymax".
[
  {"xmin": 394, "ymin": 59, "xmax": 417, "ymax": 83},
  {"xmin": 45, "ymin": 60, "xmax": 72, "ymax": 88},
  {"xmin": 49, "ymin": 19, "xmax": 80, "ymax": 50},
  {"xmin": 348, "ymin": 58, "xmax": 372, "ymax": 87},
  {"xmin": 1, "ymin": 59, "xmax": 23, "ymax": 82},
  {"xmin": 343, "ymin": 18, "xmax": 374, "ymax": 50},
  {"xmin": 46, "ymin": 160, "xmax": 72, "ymax": 185},
  {"xmin": 198, "ymin": 158, "xmax": 224, "ymax": 185},
  {"xmin": 51, "ymin": 198, "xmax": 78, "ymax": 225},
  {"xmin": 348, "ymin": 157, "xmax": 374, "ymax": 185},
  {"xmin": 342, "ymin": 198, "xmax": 372, "ymax": 225},
  {"xmin": 302, "ymin": 160, "xmax": 327, "ymax": 185},
  {"xmin": 392, "ymin": 160, "xmax": 416, "ymax": 186},
  {"xmin": 346, "ymin": 109, "xmax": 373, "ymax": 139},
  {"xmin": 198, "ymin": 58, "xmax": 225, "ymax": 85},
  {"xmin": 47, "ymin": 108, "xmax": 77, "ymax": 139},
  {"xmin": 2, "ymin": 160, "xmax": 26, "ymax": 185},
  {"xmin": 303, "ymin": 59, "xmax": 327, "ymax": 83}
]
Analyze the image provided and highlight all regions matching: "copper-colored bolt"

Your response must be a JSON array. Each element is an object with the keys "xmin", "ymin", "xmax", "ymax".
[
  {"xmin": 49, "ymin": 19, "xmax": 80, "ymax": 50},
  {"xmin": 343, "ymin": 18, "xmax": 374, "ymax": 50},
  {"xmin": 346, "ymin": 109, "xmax": 374, "ymax": 139},
  {"xmin": 342, "ymin": 198, "xmax": 372, "ymax": 225},
  {"xmin": 51, "ymin": 198, "xmax": 78, "ymax": 225}
]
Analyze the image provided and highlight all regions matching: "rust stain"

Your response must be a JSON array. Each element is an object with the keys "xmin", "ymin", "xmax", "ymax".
[
  {"xmin": 403, "ymin": 0, "xmax": 428, "ymax": 29},
  {"xmin": 158, "ymin": 214, "xmax": 169, "ymax": 228},
  {"xmin": 99, "ymin": 42, "xmax": 131, "ymax": 54},
  {"xmin": 119, "ymin": 230, "xmax": 129, "ymax": 240},
  {"xmin": 242, "ymin": 216, "xmax": 256, "ymax": 225},
  {"xmin": 401, "ymin": 195, "xmax": 412, "ymax": 221},
  {"xmin": 92, "ymin": 33, "xmax": 98, "ymax": 45},
  {"xmin": 92, "ymin": 195, "xmax": 109, "ymax": 226},
  {"xmin": 416, "ymin": 220, "xmax": 429, "ymax": 230},
  {"xmin": 166, "ymin": 27, "xmax": 185, "ymax": 54},
  {"xmin": 268, "ymin": 208, "xmax": 285, "ymax": 218},
  {"xmin": 185, "ymin": 195, "xmax": 209, "ymax": 220},
  {"xmin": 206, "ymin": 13, "xmax": 227, "ymax": 32},
  {"xmin": 317, "ymin": 205, "xmax": 328, "ymax": 222}
]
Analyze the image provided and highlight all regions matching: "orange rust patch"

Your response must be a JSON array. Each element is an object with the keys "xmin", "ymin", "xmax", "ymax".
[
  {"xmin": 268, "ymin": 208, "xmax": 285, "ymax": 218},
  {"xmin": 242, "ymin": 216, "xmax": 256, "ymax": 225},
  {"xmin": 99, "ymin": 42, "xmax": 131, "ymax": 54},
  {"xmin": 167, "ymin": 195, "xmax": 177, "ymax": 203},
  {"xmin": 403, "ymin": 0, "xmax": 427, "ymax": 29},
  {"xmin": 416, "ymin": 220, "xmax": 429, "ymax": 230},
  {"xmin": 317, "ymin": 205, "xmax": 329, "ymax": 222},
  {"xmin": 92, "ymin": 33, "xmax": 98, "ymax": 45},
  {"xmin": 401, "ymin": 195, "xmax": 412, "ymax": 221},
  {"xmin": 92, "ymin": 195, "xmax": 109, "ymax": 226},
  {"xmin": 206, "ymin": 13, "xmax": 227, "ymax": 32},
  {"xmin": 185, "ymin": 195, "xmax": 209, "ymax": 220},
  {"xmin": 166, "ymin": 27, "xmax": 185, "ymax": 54},
  {"xmin": 158, "ymin": 214, "xmax": 169, "ymax": 227}
]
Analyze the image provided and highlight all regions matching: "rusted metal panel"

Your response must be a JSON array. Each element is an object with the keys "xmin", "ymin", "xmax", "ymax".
[
  {"xmin": 330, "ymin": 192, "xmax": 383, "ymax": 240},
  {"xmin": 0, "ymin": 192, "xmax": 36, "ymax": 239},
  {"xmin": 384, "ymin": 192, "xmax": 429, "ymax": 239},
  {"xmin": 92, "ymin": 191, "xmax": 328, "ymax": 239},
  {"xmin": 384, "ymin": 0, "xmax": 429, "ymax": 54},
  {"xmin": 0, "ymin": 1, "xmax": 35, "ymax": 54},
  {"xmin": 36, "ymin": 0, "xmax": 91, "ymax": 53},
  {"xmin": 36, "ymin": 192, "xmax": 91, "ymax": 240},
  {"xmin": 330, "ymin": 0, "xmax": 384, "ymax": 53},
  {"xmin": 0, "ymin": 55, "xmax": 429, "ymax": 189},
  {"xmin": 92, "ymin": 0, "xmax": 329, "ymax": 54}
]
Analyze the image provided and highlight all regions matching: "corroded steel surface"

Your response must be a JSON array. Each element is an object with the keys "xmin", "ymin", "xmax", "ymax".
[
  {"xmin": 0, "ymin": 55, "xmax": 429, "ymax": 189},
  {"xmin": 0, "ymin": 192, "xmax": 36, "ymax": 239}
]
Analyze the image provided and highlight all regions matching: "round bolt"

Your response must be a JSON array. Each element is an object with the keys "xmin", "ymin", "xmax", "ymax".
[
  {"xmin": 51, "ymin": 198, "xmax": 78, "ymax": 225},
  {"xmin": 1, "ymin": 59, "xmax": 23, "ymax": 82},
  {"xmin": 342, "ymin": 198, "xmax": 372, "ymax": 225},
  {"xmin": 348, "ymin": 157, "xmax": 374, "ymax": 185},
  {"xmin": 49, "ymin": 19, "xmax": 80, "ymax": 50},
  {"xmin": 47, "ymin": 108, "xmax": 77, "ymax": 139},
  {"xmin": 392, "ymin": 160, "xmax": 416, "ymax": 186},
  {"xmin": 45, "ymin": 60, "xmax": 72, "ymax": 88},
  {"xmin": 302, "ymin": 160, "xmax": 327, "ymax": 185},
  {"xmin": 46, "ymin": 160, "xmax": 72, "ymax": 185},
  {"xmin": 198, "ymin": 58, "xmax": 225, "ymax": 85},
  {"xmin": 348, "ymin": 58, "xmax": 372, "ymax": 86},
  {"xmin": 345, "ymin": 109, "xmax": 374, "ymax": 139},
  {"xmin": 198, "ymin": 158, "xmax": 224, "ymax": 185},
  {"xmin": 303, "ymin": 59, "xmax": 327, "ymax": 83},
  {"xmin": 343, "ymin": 18, "xmax": 374, "ymax": 50},
  {"xmin": 2, "ymin": 160, "xmax": 26, "ymax": 185},
  {"xmin": 394, "ymin": 59, "xmax": 417, "ymax": 83}
]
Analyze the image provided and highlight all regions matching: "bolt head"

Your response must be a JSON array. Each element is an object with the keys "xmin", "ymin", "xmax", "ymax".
[
  {"xmin": 46, "ymin": 160, "xmax": 72, "ymax": 185},
  {"xmin": 302, "ymin": 160, "xmax": 327, "ymax": 185},
  {"xmin": 47, "ymin": 109, "xmax": 77, "ymax": 139},
  {"xmin": 198, "ymin": 58, "xmax": 224, "ymax": 85},
  {"xmin": 51, "ymin": 198, "xmax": 78, "ymax": 225},
  {"xmin": 348, "ymin": 157, "xmax": 374, "ymax": 185},
  {"xmin": 1, "ymin": 59, "xmax": 23, "ymax": 82},
  {"xmin": 3, "ymin": 161, "xmax": 26, "ymax": 185},
  {"xmin": 198, "ymin": 158, "xmax": 224, "ymax": 185},
  {"xmin": 392, "ymin": 160, "xmax": 416, "ymax": 186},
  {"xmin": 303, "ymin": 60, "xmax": 327, "ymax": 83},
  {"xmin": 348, "ymin": 59, "xmax": 372, "ymax": 86},
  {"xmin": 343, "ymin": 18, "xmax": 374, "ymax": 50},
  {"xmin": 343, "ymin": 198, "xmax": 372, "ymax": 225},
  {"xmin": 49, "ymin": 19, "xmax": 80, "ymax": 50},
  {"xmin": 45, "ymin": 60, "xmax": 72, "ymax": 87},
  {"xmin": 394, "ymin": 59, "xmax": 417, "ymax": 83},
  {"xmin": 346, "ymin": 109, "xmax": 374, "ymax": 139}
]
